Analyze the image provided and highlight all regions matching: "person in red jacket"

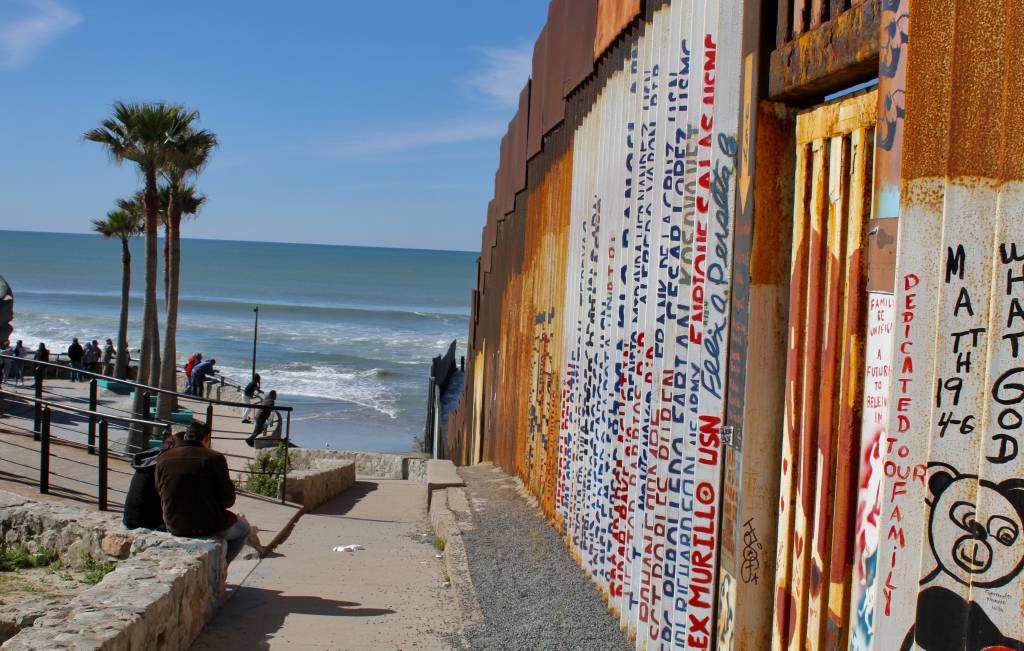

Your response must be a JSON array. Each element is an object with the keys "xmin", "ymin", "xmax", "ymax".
[{"xmin": 183, "ymin": 352, "xmax": 202, "ymax": 393}]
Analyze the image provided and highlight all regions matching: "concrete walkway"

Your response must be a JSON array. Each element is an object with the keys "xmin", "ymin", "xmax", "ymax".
[{"xmin": 193, "ymin": 480, "xmax": 459, "ymax": 650}]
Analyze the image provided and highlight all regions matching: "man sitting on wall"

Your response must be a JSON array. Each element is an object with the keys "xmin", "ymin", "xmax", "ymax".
[{"xmin": 155, "ymin": 422, "xmax": 250, "ymax": 563}]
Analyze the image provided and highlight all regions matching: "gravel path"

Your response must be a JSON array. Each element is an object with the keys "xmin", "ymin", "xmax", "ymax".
[{"xmin": 457, "ymin": 464, "xmax": 632, "ymax": 651}]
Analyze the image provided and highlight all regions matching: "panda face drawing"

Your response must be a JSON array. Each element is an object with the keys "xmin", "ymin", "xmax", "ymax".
[{"xmin": 927, "ymin": 465, "xmax": 1024, "ymax": 590}]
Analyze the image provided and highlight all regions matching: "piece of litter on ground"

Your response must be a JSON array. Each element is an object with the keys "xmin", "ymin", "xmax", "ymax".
[
  {"xmin": 435, "ymin": 554, "xmax": 443, "ymax": 559},
  {"xmin": 332, "ymin": 544, "xmax": 365, "ymax": 553}
]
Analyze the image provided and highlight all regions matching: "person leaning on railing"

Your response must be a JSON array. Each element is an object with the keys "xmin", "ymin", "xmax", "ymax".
[
  {"xmin": 154, "ymin": 422, "xmax": 250, "ymax": 564},
  {"xmin": 241, "ymin": 373, "xmax": 262, "ymax": 424}
]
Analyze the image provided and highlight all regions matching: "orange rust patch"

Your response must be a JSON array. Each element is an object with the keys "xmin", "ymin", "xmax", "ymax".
[
  {"xmin": 947, "ymin": 0, "xmax": 1006, "ymax": 179},
  {"xmin": 901, "ymin": 0, "xmax": 954, "ymax": 180}
]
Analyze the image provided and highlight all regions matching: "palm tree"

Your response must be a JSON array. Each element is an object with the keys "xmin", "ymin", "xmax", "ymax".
[
  {"xmin": 92, "ymin": 208, "xmax": 143, "ymax": 380},
  {"xmin": 156, "ymin": 180, "xmax": 210, "ymax": 420},
  {"xmin": 84, "ymin": 102, "xmax": 195, "ymax": 444}
]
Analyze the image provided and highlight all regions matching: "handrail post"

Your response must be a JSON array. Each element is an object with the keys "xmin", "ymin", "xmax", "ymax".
[
  {"xmin": 87, "ymin": 378, "xmax": 98, "ymax": 455},
  {"xmin": 39, "ymin": 406, "xmax": 50, "ymax": 494},
  {"xmin": 98, "ymin": 418, "xmax": 108, "ymax": 511},
  {"xmin": 282, "ymin": 411, "xmax": 291, "ymax": 505},
  {"xmin": 206, "ymin": 402, "xmax": 214, "ymax": 437},
  {"xmin": 33, "ymin": 368, "xmax": 43, "ymax": 439}
]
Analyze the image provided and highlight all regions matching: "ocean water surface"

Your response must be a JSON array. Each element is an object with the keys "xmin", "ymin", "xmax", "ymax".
[{"xmin": 0, "ymin": 230, "xmax": 476, "ymax": 452}]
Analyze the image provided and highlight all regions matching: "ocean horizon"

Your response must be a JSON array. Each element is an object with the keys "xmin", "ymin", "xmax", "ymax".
[{"xmin": 0, "ymin": 229, "xmax": 477, "ymax": 453}]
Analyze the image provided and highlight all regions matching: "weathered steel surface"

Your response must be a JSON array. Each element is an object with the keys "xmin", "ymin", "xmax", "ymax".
[
  {"xmin": 721, "ymin": 102, "xmax": 796, "ymax": 651},
  {"xmin": 769, "ymin": 0, "xmax": 880, "ymax": 102},
  {"xmin": 872, "ymin": 1, "xmax": 1024, "ymax": 649},
  {"xmin": 772, "ymin": 89, "xmax": 877, "ymax": 651},
  {"xmin": 560, "ymin": 0, "xmax": 597, "ymax": 96},
  {"xmin": 528, "ymin": 25, "xmax": 550, "ymax": 159},
  {"xmin": 594, "ymin": 0, "xmax": 641, "ymax": 61}
]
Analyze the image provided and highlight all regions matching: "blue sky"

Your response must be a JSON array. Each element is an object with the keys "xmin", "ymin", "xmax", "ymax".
[{"xmin": 0, "ymin": 0, "xmax": 548, "ymax": 251}]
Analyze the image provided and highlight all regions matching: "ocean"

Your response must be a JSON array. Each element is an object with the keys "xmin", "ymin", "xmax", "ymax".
[{"xmin": 0, "ymin": 230, "xmax": 476, "ymax": 453}]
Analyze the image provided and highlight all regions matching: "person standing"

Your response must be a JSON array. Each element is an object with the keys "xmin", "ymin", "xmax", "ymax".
[
  {"xmin": 86, "ymin": 340, "xmax": 101, "ymax": 374},
  {"xmin": 154, "ymin": 423, "xmax": 250, "ymax": 564},
  {"xmin": 102, "ymin": 339, "xmax": 115, "ymax": 376},
  {"xmin": 67, "ymin": 338, "xmax": 84, "ymax": 381},
  {"xmin": 184, "ymin": 353, "xmax": 202, "ymax": 394},
  {"xmin": 241, "ymin": 373, "xmax": 262, "ymax": 423},
  {"xmin": 10, "ymin": 340, "xmax": 26, "ymax": 385},
  {"xmin": 190, "ymin": 358, "xmax": 218, "ymax": 397},
  {"xmin": 246, "ymin": 389, "xmax": 276, "ymax": 446},
  {"xmin": 1, "ymin": 341, "xmax": 11, "ymax": 384},
  {"xmin": 33, "ymin": 343, "xmax": 49, "ymax": 382}
]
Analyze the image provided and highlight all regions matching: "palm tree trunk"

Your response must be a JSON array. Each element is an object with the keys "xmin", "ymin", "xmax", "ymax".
[
  {"xmin": 163, "ymin": 224, "xmax": 170, "ymax": 303},
  {"xmin": 149, "ymin": 315, "xmax": 160, "ymax": 387},
  {"xmin": 130, "ymin": 166, "xmax": 160, "ymax": 450},
  {"xmin": 157, "ymin": 190, "xmax": 181, "ymax": 420},
  {"xmin": 115, "ymin": 238, "xmax": 131, "ymax": 380}
]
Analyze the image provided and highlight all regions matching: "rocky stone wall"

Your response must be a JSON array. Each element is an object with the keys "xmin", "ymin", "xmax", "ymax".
[
  {"xmin": 283, "ymin": 461, "xmax": 356, "ymax": 511},
  {"xmin": 0, "ymin": 491, "xmax": 225, "ymax": 650},
  {"xmin": 286, "ymin": 448, "xmax": 428, "ymax": 481}
]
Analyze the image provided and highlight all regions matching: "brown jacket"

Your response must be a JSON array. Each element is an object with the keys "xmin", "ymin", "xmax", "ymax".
[{"xmin": 154, "ymin": 441, "xmax": 237, "ymax": 536}]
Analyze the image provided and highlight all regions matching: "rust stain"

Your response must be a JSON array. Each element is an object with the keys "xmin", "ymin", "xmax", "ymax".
[
  {"xmin": 947, "ymin": 0, "xmax": 1005, "ymax": 179},
  {"xmin": 901, "ymin": 0, "xmax": 954, "ymax": 180}
]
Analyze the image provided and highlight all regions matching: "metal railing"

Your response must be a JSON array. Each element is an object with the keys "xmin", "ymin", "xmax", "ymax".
[{"xmin": 0, "ymin": 353, "xmax": 293, "ymax": 505}]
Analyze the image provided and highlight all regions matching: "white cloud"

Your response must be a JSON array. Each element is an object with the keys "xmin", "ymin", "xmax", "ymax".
[
  {"xmin": 466, "ymin": 44, "xmax": 532, "ymax": 108},
  {"xmin": 0, "ymin": 0, "xmax": 80, "ymax": 69},
  {"xmin": 325, "ymin": 120, "xmax": 507, "ymax": 157}
]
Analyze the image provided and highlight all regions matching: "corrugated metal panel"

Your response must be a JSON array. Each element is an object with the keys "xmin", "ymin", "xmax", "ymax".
[
  {"xmin": 771, "ymin": 90, "xmax": 876, "ymax": 651},
  {"xmin": 874, "ymin": 1, "xmax": 1024, "ymax": 649}
]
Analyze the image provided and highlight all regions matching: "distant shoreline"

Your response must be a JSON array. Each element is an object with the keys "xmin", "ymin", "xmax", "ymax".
[{"xmin": 0, "ymin": 228, "xmax": 478, "ymax": 256}]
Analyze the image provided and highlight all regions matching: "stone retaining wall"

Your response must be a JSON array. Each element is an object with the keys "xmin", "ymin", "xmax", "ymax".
[
  {"xmin": 0, "ymin": 491, "xmax": 225, "ymax": 650},
  {"xmin": 286, "ymin": 449, "xmax": 429, "ymax": 481},
  {"xmin": 283, "ymin": 461, "xmax": 356, "ymax": 511}
]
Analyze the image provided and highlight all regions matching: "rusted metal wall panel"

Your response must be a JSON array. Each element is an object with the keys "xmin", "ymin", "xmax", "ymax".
[
  {"xmin": 528, "ymin": 25, "xmax": 550, "ymax": 159},
  {"xmin": 873, "ymin": 1, "xmax": 1024, "ymax": 649},
  {"xmin": 771, "ymin": 90, "xmax": 877, "ymax": 651},
  {"xmin": 560, "ymin": 0, "xmax": 597, "ymax": 96},
  {"xmin": 541, "ymin": 0, "xmax": 568, "ymax": 137},
  {"xmin": 769, "ymin": 0, "xmax": 880, "ymax": 102},
  {"xmin": 511, "ymin": 83, "xmax": 530, "ymax": 196},
  {"xmin": 594, "ymin": 0, "xmax": 641, "ymax": 61}
]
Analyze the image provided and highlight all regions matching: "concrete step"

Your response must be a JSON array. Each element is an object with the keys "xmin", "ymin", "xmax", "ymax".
[{"xmin": 426, "ymin": 459, "xmax": 464, "ymax": 506}]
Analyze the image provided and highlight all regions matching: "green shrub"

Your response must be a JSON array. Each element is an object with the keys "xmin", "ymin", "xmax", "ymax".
[
  {"xmin": 0, "ymin": 545, "xmax": 57, "ymax": 572},
  {"xmin": 434, "ymin": 536, "xmax": 446, "ymax": 553},
  {"xmin": 245, "ymin": 443, "xmax": 286, "ymax": 498},
  {"xmin": 0, "ymin": 545, "xmax": 35, "ymax": 571},
  {"xmin": 79, "ymin": 551, "xmax": 116, "ymax": 585}
]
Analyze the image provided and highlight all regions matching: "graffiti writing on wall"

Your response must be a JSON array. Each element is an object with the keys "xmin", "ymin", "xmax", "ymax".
[{"xmin": 849, "ymin": 293, "xmax": 894, "ymax": 651}]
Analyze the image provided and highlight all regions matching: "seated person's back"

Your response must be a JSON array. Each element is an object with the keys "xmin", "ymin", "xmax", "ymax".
[{"xmin": 155, "ymin": 424, "xmax": 236, "ymax": 536}]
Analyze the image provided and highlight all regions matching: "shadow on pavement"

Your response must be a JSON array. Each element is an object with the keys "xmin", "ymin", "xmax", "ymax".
[
  {"xmin": 314, "ymin": 481, "xmax": 378, "ymax": 518},
  {"xmin": 193, "ymin": 588, "xmax": 395, "ymax": 650}
]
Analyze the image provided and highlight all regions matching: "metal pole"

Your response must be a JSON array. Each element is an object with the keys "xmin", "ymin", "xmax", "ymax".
[
  {"xmin": 206, "ymin": 402, "xmax": 214, "ymax": 437},
  {"xmin": 98, "ymin": 418, "xmax": 108, "ymax": 511},
  {"xmin": 39, "ymin": 407, "xmax": 50, "ymax": 494},
  {"xmin": 251, "ymin": 306, "xmax": 259, "ymax": 382},
  {"xmin": 281, "ymin": 410, "xmax": 290, "ymax": 505},
  {"xmin": 33, "ymin": 369, "xmax": 43, "ymax": 438},
  {"xmin": 87, "ymin": 378, "xmax": 98, "ymax": 455}
]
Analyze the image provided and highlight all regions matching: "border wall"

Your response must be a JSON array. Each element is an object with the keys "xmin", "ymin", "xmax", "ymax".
[{"xmin": 445, "ymin": 1, "xmax": 1024, "ymax": 649}]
